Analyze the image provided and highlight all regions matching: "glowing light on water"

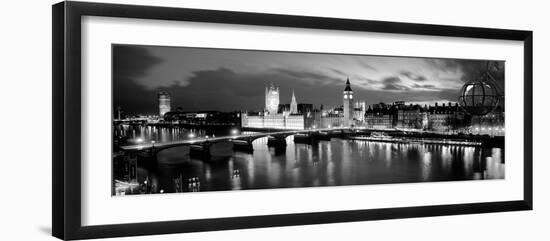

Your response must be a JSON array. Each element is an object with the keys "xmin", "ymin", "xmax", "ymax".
[
  {"xmin": 231, "ymin": 128, "xmax": 239, "ymax": 135},
  {"xmin": 422, "ymin": 151, "xmax": 432, "ymax": 181},
  {"xmin": 117, "ymin": 125, "xmax": 505, "ymax": 194}
]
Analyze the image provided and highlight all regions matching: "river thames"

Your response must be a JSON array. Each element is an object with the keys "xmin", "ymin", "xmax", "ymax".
[{"xmin": 113, "ymin": 125, "xmax": 504, "ymax": 195}]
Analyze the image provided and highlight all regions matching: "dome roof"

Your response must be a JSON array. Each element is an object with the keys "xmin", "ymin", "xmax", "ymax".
[{"xmin": 458, "ymin": 78, "xmax": 500, "ymax": 116}]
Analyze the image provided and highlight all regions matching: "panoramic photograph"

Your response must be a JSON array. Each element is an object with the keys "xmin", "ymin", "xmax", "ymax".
[{"xmin": 111, "ymin": 44, "xmax": 505, "ymax": 196}]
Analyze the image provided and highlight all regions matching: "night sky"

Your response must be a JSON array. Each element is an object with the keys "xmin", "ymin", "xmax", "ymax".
[{"xmin": 113, "ymin": 44, "xmax": 504, "ymax": 115}]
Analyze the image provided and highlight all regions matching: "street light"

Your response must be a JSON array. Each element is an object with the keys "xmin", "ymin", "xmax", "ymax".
[
  {"xmin": 188, "ymin": 133, "xmax": 196, "ymax": 138},
  {"xmin": 231, "ymin": 128, "xmax": 239, "ymax": 135}
]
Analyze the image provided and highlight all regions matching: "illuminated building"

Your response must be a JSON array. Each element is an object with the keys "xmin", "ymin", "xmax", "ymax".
[
  {"xmin": 362, "ymin": 100, "xmax": 503, "ymax": 135},
  {"xmin": 343, "ymin": 77, "xmax": 353, "ymax": 126},
  {"xmin": 315, "ymin": 112, "xmax": 346, "ymax": 128},
  {"xmin": 243, "ymin": 84, "xmax": 308, "ymax": 130},
  {"xmin": 116, "ymin": 106, "xmax": 123, "ymax": 120},
  {"xmin": 241, "ymin": 112, "xmax": 311, "ymax": 130},
  {"xmin": 265, "ymin": 83, "xmax": 280, "ymax": 114},
  {"xmin": 353, "ymin": 101, "xmax": 367, "ymax": 123},
  {"xmin": 427, "ymin": 102, "xmax": 466, "ymax": 133},
  {"xmin": 242, "ymin": 78, "xmax": 364, "ymax": 130},
  {"xmin": 158, "ymin": 91, "xmax": 171, "ymax": 119},
  {"xmin": 396, "ymin": 104, "xmax": 424, "ymax": 130},
  {"xmin": 469, "ymin": 105, "xmax": 505, "ymax": 136},
  {"xmin": 164, "ymin": 111, "xmax": 241, "ymax": 127},
  {"xmin": 278, "ymin": 103, "xmax": 313, "ymax": 115},
  {"xmin": 242, "ymin": 84, "xmax": 320, "ymax": 130},
  {"xmin": 290, "ymin": 90, "xmax": 298, "ymax": 114},
  {"xmin": 365, "ymin": 103, "xmax": 396, "ymax": 129}
]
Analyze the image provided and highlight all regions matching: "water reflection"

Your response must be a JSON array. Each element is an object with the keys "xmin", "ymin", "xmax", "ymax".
[{"xmin": 114, "ymin": 125, "xmax": 505, "ymax": 194}]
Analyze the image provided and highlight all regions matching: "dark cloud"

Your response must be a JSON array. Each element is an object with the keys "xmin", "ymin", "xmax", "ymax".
[
  {"xmin": 412, "ymin": 83, "xmax": 437, "ymax": 89},
  {"xmin": 167, "ymin": 68, "xmax": 265, "ymax": 111},
  {"xmin": 271, "ymin": 68, "xmax": 341, "ymax": 86},
  {"xmin": 424, "ymin": 59, "xmax": 461, "ymax": 73},
  {"xmin": 382, "ymin": 76, "xmax": 401, "ymax": 84},
  {"xmin": 380, "ymin": 76, "xmax": 409, "ymax": 91},
  {"xmin": 399, "ymin": 71, "xmax": 427, "ymax": 82},
  {"xmin": 425, "ymin": 59, "xmax": 505, "ymax": 90},
  {"xmin": 113, "ymin": 45, "xmax": 164, "ymax": 114},
  {"xmin": 113, "ymin": 45, "xmax": 163, "ymax": 84},
  {"xmin": 382, "ymin": 84, "xmax": 410, "ymax": 91},
  {"xmin": 351, "ymin": 75, "xmax": 378, "ymax": 86}
]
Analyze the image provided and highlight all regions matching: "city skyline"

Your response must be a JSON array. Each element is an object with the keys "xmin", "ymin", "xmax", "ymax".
[
  {"xmin": 113, "ymin": 44, "xmax": 504, "ymax": 114},
  {"xmin": 112, "ymin": 44, "xmax": 506, "ymax": 196}
]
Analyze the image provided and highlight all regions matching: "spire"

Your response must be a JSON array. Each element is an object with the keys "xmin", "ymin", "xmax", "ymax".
[
  {"xmin": 290, "ymin": 89, "xmax": 298, "ymax": 114},
  {"xmin": 344, "ymin": 77, "xmax": 352, "ymax": 91}
]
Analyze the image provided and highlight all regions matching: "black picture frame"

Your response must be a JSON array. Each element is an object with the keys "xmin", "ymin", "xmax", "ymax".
[{"xmin": 52, "ymin": 1, "xmax": 533, "ymax": 240}]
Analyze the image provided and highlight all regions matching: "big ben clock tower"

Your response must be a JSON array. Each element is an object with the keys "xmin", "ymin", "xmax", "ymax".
[{"xmin": 343, "ymin": 77, "xmax": 353, "ymax": 126}]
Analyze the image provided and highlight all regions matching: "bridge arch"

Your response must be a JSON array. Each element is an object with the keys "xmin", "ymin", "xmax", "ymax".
[
  {"xmin": 154, "ymin": 145, "xmax": 191, "ymax": 158},
  {"xmin": 233, "ymin": 132, "xmax": 304, "ymax": 144}
]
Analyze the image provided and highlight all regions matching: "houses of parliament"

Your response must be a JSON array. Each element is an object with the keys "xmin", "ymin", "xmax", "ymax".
[{"xmin": 241, "ymin": 78, "xmax": 366, "ymax": 130}]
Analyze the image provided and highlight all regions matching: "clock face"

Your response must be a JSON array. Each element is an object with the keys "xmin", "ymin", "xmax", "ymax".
[{"xmin": 344, "ymin": 94, "xmax": 348, "ymax": 99}]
